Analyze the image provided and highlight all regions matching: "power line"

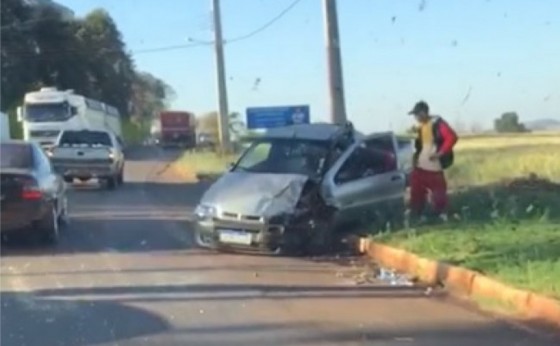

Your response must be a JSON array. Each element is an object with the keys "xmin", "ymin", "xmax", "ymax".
[
  {"xmin": 3, "ymin": 0, "xmax": 306, "ymax": 58},
  {"xmin": 225, "ymin": 0, "xmax": 305, "ymax": 44},
  {"xmin": 151, "ymin": 0, "xmax": 302, "ymax": 53}
]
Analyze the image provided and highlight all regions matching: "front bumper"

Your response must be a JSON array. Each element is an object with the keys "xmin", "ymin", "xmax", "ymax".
[{"xmin": 195, "ymin": 217, "xmax": 286, "ymax": 254}]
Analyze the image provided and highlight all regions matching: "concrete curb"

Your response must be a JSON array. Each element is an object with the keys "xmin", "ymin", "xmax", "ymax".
[{"xmin": 358, "ymin": 238, "xmax": 560, "ymax": 327}]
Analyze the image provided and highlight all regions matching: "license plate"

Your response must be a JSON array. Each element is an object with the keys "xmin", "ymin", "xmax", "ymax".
[{"xmin": 218, "ymin": 230, "xmax": 252, "ymax": 245}]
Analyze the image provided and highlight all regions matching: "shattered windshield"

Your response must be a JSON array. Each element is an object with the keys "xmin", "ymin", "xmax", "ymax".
[
  {"xmin": 24, "ymin": 102, "xmax": 71, "ymax": 122},
  {"xmin": 234, "ymin": 139, "xmax": 330, "ymax": 177}
]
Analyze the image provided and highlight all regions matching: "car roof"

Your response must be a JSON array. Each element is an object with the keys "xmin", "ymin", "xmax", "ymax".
[{"xmin": 255, "ymin": 123, "xmax": 365, "ymax": 141}]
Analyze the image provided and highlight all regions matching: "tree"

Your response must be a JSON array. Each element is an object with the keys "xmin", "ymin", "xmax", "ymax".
[
  {"xmin": 30, "ymin": 6, "xmax": 91, "ymax": 95},
  {"xmin": 494, "ymin": 112, "xmax": 528, "ymax": 133},
  {"xmin": 196, "ymin": 111, "xmax": 246, "ymax": 139},
  {"xmin": 75, "ymin": 9, "xmax": 135, "ymax": 116},
  {"xmin": 130, "ymin": 72, "xmax": 175, "ymax": 120},
  {"xmin": 0, "ymin": 0, "xmax": 172, "ymax": 133},
  {"xmin": 0, "ymin": 0, "xmax": 37, "ymax": 110}
]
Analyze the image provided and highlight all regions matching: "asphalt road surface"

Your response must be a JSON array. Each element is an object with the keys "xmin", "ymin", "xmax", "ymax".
[{"xmin": 1, "ymin": 146, "xmax": 558, "ymax": 346}]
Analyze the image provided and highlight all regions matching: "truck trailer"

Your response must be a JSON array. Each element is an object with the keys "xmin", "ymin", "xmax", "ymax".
[{"xmin": 158, "ymin": 111, "xmax": 196, "ymax": 148}]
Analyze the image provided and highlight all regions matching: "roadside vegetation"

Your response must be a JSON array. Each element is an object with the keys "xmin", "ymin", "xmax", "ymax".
[
  {"xmin": 374, "ymin": 132, "xmax": 560, "ymax": 300},
  {"xmin": 2, "ymin": 0, "xmax": 173, "ymax": 138}
]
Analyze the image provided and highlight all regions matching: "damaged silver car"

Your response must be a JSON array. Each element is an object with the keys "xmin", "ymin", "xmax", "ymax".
[{"xmin": 194, "ymin": 122, "xmax": 410, "ymax": 255}]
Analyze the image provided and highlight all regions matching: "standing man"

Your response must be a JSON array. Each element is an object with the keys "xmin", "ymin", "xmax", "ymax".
[{"xmin": 408, "ymin": 101, "xmax": 458, "ymax": 222}]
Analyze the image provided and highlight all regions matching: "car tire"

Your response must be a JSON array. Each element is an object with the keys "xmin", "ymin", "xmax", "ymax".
[
  {"xmin": 36, "ymin": 204, "xmax": 59, "ymax": 244},
  {"xmin": 194, "ymin": 230, "xmax": 217, "ymax": 250},
  {"xmin": 276, "ymin": 230, "xmax": 305, "ymax": 257},
  {"xmin": 117, "ymin": 169, "xmax": 124, "ymax": 185},
  {"xmin": 305, "ymin": 216, "xmax": 335, "ymax": 256},
  {"xmin": 106, "ymin": 176, "xmax": 117, "ymax": 190},
  {"xmin": 57, "ymin": 196, "xmax": 69, "ymax": 226}
]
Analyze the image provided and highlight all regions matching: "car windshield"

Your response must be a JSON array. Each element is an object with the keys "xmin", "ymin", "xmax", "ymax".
[
  {"xmin": 233, "ymin": 138, "xmax": 330, "ymax": 177},
  {"xmin": 59, "ymin": 131, "xmax": 112, "ymax": 147},
  {"xmin": 25, "ymin": 102, "xmax": 71, "ymax": 122},
  {"xmin": 0, "ymin": 143, "xmax": 33, "ymax": 169}
]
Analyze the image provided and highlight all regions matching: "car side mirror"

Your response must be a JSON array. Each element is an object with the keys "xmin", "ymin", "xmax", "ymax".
[{"xmin": 16, "ymin": 106, "xmax": 23, "ymax": 122}]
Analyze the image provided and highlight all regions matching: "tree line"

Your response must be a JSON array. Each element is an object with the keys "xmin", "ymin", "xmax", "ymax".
[{"xmin": 1, "ymin": 0, "xmax": 174, "ymax": 135}]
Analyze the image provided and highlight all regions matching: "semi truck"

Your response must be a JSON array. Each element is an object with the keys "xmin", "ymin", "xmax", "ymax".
[
  {"xmin": 157, "ymin": 111, "xmax": 196, "ymax": 148},
  {"xmin": 0, "ymin": 112, "xmax": 10, "ymax": 141},
  {"xmin": 16, "ymin": 87, "xmax": 123, "ymax": 149}
]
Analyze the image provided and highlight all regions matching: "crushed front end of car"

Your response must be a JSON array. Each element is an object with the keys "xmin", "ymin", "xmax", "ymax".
[{"xmin": 194, "ymin": 172, "xmax": 333, "ymax": 255}]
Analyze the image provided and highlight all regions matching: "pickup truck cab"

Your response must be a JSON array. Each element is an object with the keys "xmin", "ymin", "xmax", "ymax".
[{"xmin": 49, "ymin": 129, "xmax": 125, "ymax": 189}]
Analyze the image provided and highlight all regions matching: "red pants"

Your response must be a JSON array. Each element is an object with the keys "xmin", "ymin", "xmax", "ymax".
[{"xmin": 409, "ymin": 168, "xmax": 448, "ymax": 215}]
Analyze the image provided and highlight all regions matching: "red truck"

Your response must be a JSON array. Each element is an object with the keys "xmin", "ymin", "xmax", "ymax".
[{"xmin": 158, "ymin": 111, "xmax": 196, "ymax": 148}]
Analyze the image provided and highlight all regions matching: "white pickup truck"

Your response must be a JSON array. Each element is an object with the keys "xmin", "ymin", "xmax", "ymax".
[{"xmin": 49, "ymin": 129, "xmax": 125, "ymax": 189}]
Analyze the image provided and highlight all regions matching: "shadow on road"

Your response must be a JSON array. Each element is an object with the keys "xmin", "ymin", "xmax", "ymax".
[
  {"xmin": 0, "ymin": 291, "xmax": 170, "ymax": 346},
  {"xmin": 3, "ymin": 286, "xmax": 558, "ymax": 345}
]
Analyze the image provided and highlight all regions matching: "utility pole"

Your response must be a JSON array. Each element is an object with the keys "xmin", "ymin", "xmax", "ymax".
[
  {"xmin": 211, "ymin": 0, "xmax": 231, "ymax": 152},
  {"xmin": 323, "ymin": 0, "xmax": 347, "ymax": 124}
]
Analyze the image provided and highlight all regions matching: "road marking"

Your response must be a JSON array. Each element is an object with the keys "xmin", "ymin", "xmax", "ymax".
[{"xmin": 2, "ymin": 265, "xmax": 32, "ymax": 292}]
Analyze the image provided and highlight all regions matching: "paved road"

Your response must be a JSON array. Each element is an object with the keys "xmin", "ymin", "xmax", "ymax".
[{"xmin": 1, "ymin": 147, "xmax": 558, "ymax": 346}]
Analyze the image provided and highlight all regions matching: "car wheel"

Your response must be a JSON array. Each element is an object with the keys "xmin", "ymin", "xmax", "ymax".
[
  {"xmin": 57, "ymin": 196, "xmax": 69, "ymax": 226},
  {"xmin": 117, "ymin": 169, "xmax": 124, "ymax": 185},
  {"xmin": 36, "ymin": 204, "xmax": 59, "ymax": 244},
  {"xmin": 106, "ymin": 176, "xmax": 117, "ymax": 190},
  {"xmin": 276, "ymin": 230, "xmax": 305, "ymax": 257},
  {"xmin": 305, "ymin": 216, "xmax": 335, "ymax": 256},
  {"xmin": 194, "ymin": 230, "xmax": 217, "ymax": 250}
]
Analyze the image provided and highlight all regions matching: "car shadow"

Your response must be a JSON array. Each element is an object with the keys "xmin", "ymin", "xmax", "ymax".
[
  {"xmin": 0, "ymin": 290, "xmax": 170, "ymax": 346},
  {"xmin": 4, "ymin": 285, "xmax": 556, "ymax": 346}
]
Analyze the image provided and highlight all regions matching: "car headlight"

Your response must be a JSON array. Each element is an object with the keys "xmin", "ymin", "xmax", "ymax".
[{"xmin": 195, "ymin": 204, "xmax": 217, "ymax": 220}]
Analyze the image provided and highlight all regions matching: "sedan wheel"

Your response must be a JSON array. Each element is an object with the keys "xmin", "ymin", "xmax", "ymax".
[
  {"xmin": 58, "ymin": 196, "xmax": 69, "ymax": 226},
  {"xmin": 37, "ymin": 205, "xmax": 59, "ymax": 244}
]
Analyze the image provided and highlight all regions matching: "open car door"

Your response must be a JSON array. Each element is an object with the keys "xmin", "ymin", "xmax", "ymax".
[{"xmin": 322, "ymin": 131, "xmax": 407, "ymax": 228}]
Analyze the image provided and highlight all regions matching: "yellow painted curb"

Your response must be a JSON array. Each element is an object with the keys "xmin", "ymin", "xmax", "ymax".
[{"xmin": 359, "ymin": 238, "xmax": 560, "ymax": 327}]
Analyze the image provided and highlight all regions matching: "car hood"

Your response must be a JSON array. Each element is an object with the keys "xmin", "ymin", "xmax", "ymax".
[{"xmin": 200, "ymin": 171, "xmax": 309, "ymax": 218}]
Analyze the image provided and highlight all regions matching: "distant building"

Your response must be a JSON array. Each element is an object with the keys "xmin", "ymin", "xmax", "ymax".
[{"xmin": 24, "ymin": 0, "xmax": 74, "ymax": 21}]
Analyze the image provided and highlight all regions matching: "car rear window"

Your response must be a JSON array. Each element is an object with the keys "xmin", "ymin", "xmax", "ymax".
[
  {"xmin": 0, "ymin": 143, "xmax": 33, "ymax": 169},
  {"xmin": 59, "ymin": 131, "xmax": 112, "ymax": 147}
]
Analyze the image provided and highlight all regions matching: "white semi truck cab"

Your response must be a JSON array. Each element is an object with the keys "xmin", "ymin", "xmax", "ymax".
[{"xmin": 17, "ymin": 87, "xmax": 122, "ymax": 148}]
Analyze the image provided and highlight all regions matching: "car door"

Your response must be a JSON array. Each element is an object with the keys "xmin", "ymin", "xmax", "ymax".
[{"xmin": 322, "ymin": 132, "xmax": 406, "ymax": 227}]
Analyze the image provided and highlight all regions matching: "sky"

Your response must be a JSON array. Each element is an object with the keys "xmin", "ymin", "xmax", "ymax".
[{"xmin": 56, "ymin": 0, "xmax": 560, "ymax": 133}]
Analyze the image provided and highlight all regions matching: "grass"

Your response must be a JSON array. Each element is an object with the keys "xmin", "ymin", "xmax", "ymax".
[
  {"xmin": 379, "ymin": 132, "xmax": 560, "ymax": 300},
  {"xmin": 122, "ymin": 119, "xmax": 149, "ymax": 145},
  {"xmin": 448, "ymin": 144, "xmax": 560, "ymax": 187},
  {"xmin": 177, "ymin": 150, "xmax": 239, "ymax": 177},
  {"xmin": 374, "ymin": 221, "xmax": 560, "ymax": 299}
]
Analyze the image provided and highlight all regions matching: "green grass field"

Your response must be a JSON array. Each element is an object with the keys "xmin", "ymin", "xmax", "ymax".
[
  {"xmin": 374, "ymin": 221, "xmax": 560, "ymax": 299},
  {"xmin": 377, "ymin": 132, "xmax": 560, "ymax": 300}
]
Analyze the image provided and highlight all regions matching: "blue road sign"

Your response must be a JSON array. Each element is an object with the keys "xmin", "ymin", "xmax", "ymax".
[{"xmin": 246, "ymin": 105, "xmax": 310, "ymax": 129}]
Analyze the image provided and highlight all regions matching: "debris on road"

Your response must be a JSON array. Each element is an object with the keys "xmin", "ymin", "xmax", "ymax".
[{"xmin": 376, "ymin": 267, "xmax": 414, "ymax": 286}]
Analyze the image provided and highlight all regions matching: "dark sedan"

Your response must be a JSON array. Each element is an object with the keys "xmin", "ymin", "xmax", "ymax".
[{"xmin": 1, "ymin": 140, "xmax": 68, "ymax": 244}]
